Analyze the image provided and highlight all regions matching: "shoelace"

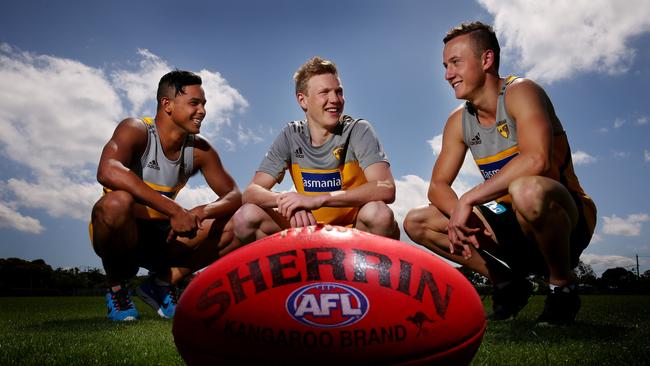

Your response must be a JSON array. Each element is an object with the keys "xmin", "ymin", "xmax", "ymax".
[
  {"xmin": 111, "ymin": 290, "xmax": 134, "ymax": 310},
  {"xmin": 167, "ymin": 287, "xmax": 178, "ymax": 305}
]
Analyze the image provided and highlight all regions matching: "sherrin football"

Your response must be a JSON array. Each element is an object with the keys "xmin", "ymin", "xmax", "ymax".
[{"xmin": 173, "ymin": 225, "xmax": 486, "ymax": 365}]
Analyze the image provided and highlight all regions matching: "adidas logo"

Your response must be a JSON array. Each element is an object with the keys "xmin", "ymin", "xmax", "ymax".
[
  {"xmin": 470, "ymin": 133, "xmax": 482, "ymax": 146},
  {"xmin": 147, "ymin": 160, "xmax": 160, "ymax": 170},
  {"xmin": 295, "ymin": 147, "xmax": 304, "ymax": 159},
  {"xmin": 290, "ymin": 122, "xmax": 305, "ymax": 135}
]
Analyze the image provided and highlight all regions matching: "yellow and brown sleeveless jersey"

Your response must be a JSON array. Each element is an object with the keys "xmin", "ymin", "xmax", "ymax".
[
  {"xmin": 461, "ymin": 76, "xmax": 596, "ymax": 233},
  {"xmin": 104, "ymin": 117, "xmax": 194, "ymax": 219}
]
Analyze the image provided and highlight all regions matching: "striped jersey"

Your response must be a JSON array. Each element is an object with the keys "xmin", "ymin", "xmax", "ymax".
[
  {"xmin": 462, "ymin": 76, "xmax": 596, "ymax": 231},
  {"xmin": 258, "ymin": 115, "xmax": 388, "ymax": 226}
]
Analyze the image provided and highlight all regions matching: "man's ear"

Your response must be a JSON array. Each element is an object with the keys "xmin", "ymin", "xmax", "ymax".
[
  {"xmin": 482, "ymin": 49, "xmax": 495, "ymax": 71},
  {"xmin": 296, "ymin": 92, "xmax": 308, "ymax": 111},
  {"xmin": 161, "ymin": 96, "xmax": 173, "ymax": 114}
]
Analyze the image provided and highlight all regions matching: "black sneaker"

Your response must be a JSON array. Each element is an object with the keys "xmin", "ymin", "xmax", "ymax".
[
  {"xmin": 487, "ymin": 278, "xmax": 534, "ymax": 321},
  {"xmin": 536, "ymin": 285, "xmax": 581, "ymax": 326}
]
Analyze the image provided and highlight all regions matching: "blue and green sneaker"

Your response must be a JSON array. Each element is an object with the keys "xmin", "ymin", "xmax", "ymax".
[
  {"xmin": 136, "ymin": 277, "xmax": 178, "ymax": 319},
  {"xmin": 106, "ymin": 287, "xmax": 139, "ymax": 321}
]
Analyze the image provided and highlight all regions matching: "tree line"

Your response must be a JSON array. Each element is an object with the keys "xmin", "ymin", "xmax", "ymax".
[{"xmin": 1, "ymin": 257, "xmax": 649, "ymax": 296}]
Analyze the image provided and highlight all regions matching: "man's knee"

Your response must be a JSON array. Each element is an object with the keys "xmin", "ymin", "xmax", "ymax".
[
  {"xmin": 404, "ymin": 207, "xmax": 426, "ymax": 241},
  {"xmin": 92, "ymin": 191, "xmax": 135, "ymax": 227},
  {"xmin": 232, "ymin": 203, "xmax": 265, "ymax": 235},
  {"xmin": 358, "ymin": 201, "xmax": 395, "ymax": 228},
  {"xmin": 404, "ymin": 206, "xmax": 446, "ymax": 242},
  {"xmin": 509, "ymin": 176, "xmax": 547, "ymax": 223}
]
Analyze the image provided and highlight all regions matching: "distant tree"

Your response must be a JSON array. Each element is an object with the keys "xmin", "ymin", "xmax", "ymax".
[
  {"xmin": 574, "ymin": 261, "xmax": 598, "ymax": 287},
  {"xmin": 1, "ymin": 258, "xmax": 106, "ymax": 296},
  {"xmin": 600, "ymin": 267, "xmax": 636, "ymax": 289},
  {"xmin": 0, "ymin": 258, "xmax": 54, "ymax": 293}
]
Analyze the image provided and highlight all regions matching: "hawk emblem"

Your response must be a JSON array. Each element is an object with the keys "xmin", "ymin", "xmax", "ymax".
[
  {"xmin": 332, "ymin": 146, "xmax": 345, "ymax": 161},
  {"xmin": 496, "ymin": 120, "xmax": 510, "ymax": 139}
]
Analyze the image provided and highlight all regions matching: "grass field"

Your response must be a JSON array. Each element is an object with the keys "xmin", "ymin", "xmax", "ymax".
[{"xmin": 1, "ymin": 295, "xmax": 649, "ymax": 365}]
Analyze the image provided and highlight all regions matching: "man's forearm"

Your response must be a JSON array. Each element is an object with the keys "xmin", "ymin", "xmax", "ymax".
[
  {"xmin": 242, "ymin": 184, "xmax": 280, "ymax": 208},
  {"xmin": 319, "ymin": 179, "xmax": 395, "ymax": 207}
]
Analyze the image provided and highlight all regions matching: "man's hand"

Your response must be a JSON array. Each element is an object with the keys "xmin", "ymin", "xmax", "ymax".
[
  {"xmin": 276, "ymin": 192, "xmax": 324, "ymax": 220},
  {"xmin": 289, "ymin": 209, "xmax": 317, "ymax": 228},
  {"xmin": 166, "ymin": 208, "xmax": 203, "ymax": 242},
  {"xmin": 447, "ymin": 199, "xmax": 490, "ymax": 259}
]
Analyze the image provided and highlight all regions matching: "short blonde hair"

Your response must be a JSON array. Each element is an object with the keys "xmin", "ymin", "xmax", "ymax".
[{"xmin": 293, "ymin": 56, "xmax": 339, "ymax": 95}]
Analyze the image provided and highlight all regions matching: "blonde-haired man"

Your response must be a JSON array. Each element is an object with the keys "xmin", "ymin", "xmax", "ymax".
[{"xmin": 231, "ymin": 56, "xmax": 399, "ymax": 245}]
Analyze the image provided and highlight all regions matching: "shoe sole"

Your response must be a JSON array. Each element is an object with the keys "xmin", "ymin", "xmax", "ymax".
[{"xmin": 110, "ymin": 315, "xmax": 138, "ymax": 322}]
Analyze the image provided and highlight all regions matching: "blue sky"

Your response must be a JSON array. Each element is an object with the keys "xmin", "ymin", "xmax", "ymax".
[{"xmin": 1, "ymin": 0, "xmax": 649, "ymax": 276}]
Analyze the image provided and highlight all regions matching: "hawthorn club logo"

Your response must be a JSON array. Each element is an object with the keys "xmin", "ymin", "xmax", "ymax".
[
  {"xmin": 332, "ymin": 146, "xmax": 344, "ymax": 161},
  {"xmin": 496, "ymin": 120, "xmax": 509, "ymax": 139}
]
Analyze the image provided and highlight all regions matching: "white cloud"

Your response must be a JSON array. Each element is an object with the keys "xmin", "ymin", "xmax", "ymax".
[
  {"xmin": 236, "ymin": 125, "xmax": 264, "ymax": 145},
  {"xmin": 0, "ymin": 200, "xmax": 44, "ymax": 234},
  {"xmin": 614, "ymin": 118, "xmax": 625, "ymax": 129},
  {"xmin": 645, "ymin": 150, "xmax": 650, "ymax": 162},
  {"xmin": 198, "ymin": 69, "xmax": 249, "ymax": 140},
  {"xmin": 572, "ymin": 150, "xmax": 596, "ymax": 165},
  {"xmin": 111, "ymin": 49, "xmax": 170, "ymax": 117},
  {"xmin": 0, "ymin": 44, "xmax": 121, "ymax": 176},
  {"xmin": 428, "ymin": 134, "xmax": 482, "ymax": 178},
  {"xmin": 175, "ymin": 184, "xmax": 219, "ymax": 210},
  {"xmin": 6, "ymin": 177, "xmax": 100, "ymax": 220},
  {"xmin": 479, "ymin": 0, "xmax": 650, "ymax": 83},
  {"xmin": 602, "ymin": 213, "xmax": 650, "ymax": 236},
  {"xmin": 597, "ymin": 127, "xmax": 609, "ymax": 134},
  {"xmin": 612, "ymin": 150, "xmax": 629, "ymax": 158},
  {"xmin": 109, "ymin": 50, "xmax": 249, "ymax": 141},
  {"xmin": 580, "ymin": 253, "xmax": 636, "ymax": 276},
  {"xmin": 637, "ymin": 116, "xmax": 648, "ymax": 125},
  {"xmin": 390, "ymin": 175, "xmax": 430, "ymax": 227},
  {"xmin": 0, "ymin": 45, "xmax": 248, "ymax": 232}
]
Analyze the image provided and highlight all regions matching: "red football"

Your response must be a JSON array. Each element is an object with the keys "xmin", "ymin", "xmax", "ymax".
[{"xmin": 173, "ymin": 225, "xmax": 486, "ymax": 365}]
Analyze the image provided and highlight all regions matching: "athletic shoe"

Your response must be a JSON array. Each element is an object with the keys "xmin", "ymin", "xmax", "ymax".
[
  {"xmin": 136, "ymin": 277, "xmax": 178, "ymax": 319},
  {"xmin": 536, "ymin": 285, "xmax": 581, "ymax": 326},
  {"xmin": 106, "ymin": 287, "xmax": 139, "ymax": 321},
  {"xmin": 487, "ymin": 278, "xmax": 534, "ymax": 321}
]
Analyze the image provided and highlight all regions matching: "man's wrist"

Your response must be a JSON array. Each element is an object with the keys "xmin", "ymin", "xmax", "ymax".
[
  {"xmin": 459, "ymin": 192, "xmax": 477, "ymax": 207},
  {"xmin": 316, "ymin": 193, "xmax": 330, "ymax": 208}
]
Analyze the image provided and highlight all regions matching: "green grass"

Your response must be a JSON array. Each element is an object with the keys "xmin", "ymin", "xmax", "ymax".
[
  {"xmin": 473, "ymin": 295, "xmax": 650, "ymax": 365},
  {"xmin": 0, "ymin": 297, "xmax": 183, "ymax": 365},
  {"xmin": 1, "ymin": 295, "xmax": 648, "ymax": 365}
]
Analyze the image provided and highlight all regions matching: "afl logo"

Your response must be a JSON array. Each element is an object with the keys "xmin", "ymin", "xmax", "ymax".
[{"xmin": 286, "ymin": 282, "xmax": 369, "ymax": 328}]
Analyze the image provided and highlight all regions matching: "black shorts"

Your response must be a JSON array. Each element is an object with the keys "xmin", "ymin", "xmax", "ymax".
[
  {"xmin": 477, "ymin": 199, "xmax": 594, "ymax": 276},
  {"xmin": 135, "ymin": 219, "xmax": 201, "ymax": 272}
]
